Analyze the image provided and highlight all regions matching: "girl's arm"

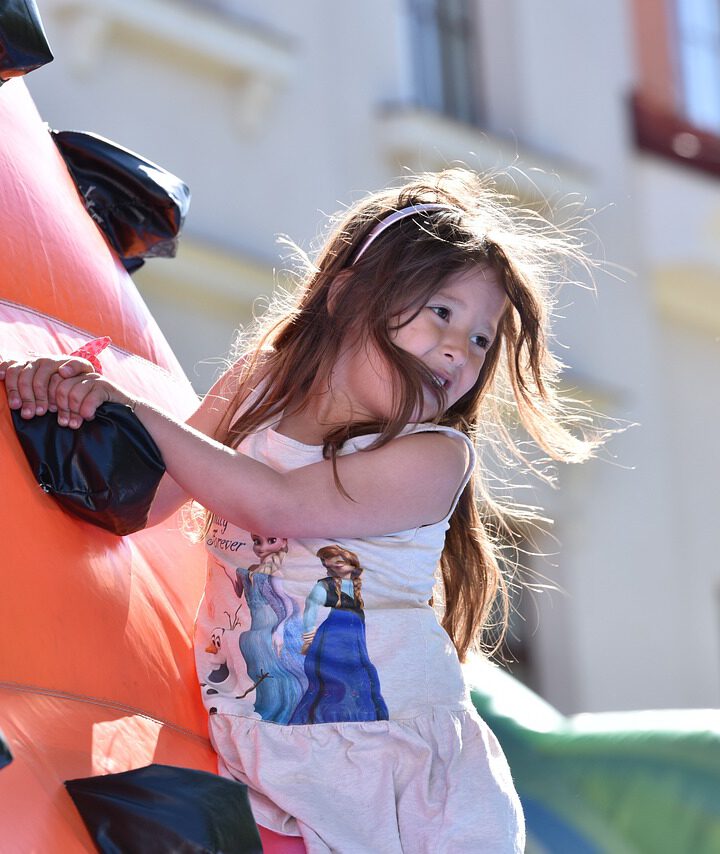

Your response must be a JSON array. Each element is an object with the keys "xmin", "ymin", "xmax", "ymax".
[
  {"xmin": 14, "ymin": 370, "xmax": 469, "ymax": 538},
  {"xmin": 143, "ymin": 361, "xmax": 248, "ymax": 526},
  {"xmin": 132, "ymin": 397, "xmax": 468, "ymax": 538},
  {"xmin": 131, "ymin": 356, "xmax": 259, "ymax": 526}
]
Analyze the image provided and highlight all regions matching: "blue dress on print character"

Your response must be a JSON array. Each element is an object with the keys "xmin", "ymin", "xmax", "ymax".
[
  {"xmin": 289, "ymin": 578, "xmax": 389, "ymax": 724},
  {"xmin": 237, "ymin": 567, "xmax": 306, "ymax": 724}
]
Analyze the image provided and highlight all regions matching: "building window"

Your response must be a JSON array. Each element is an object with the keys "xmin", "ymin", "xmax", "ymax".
[
  {"xmin": 676, "ymin": 0, "xmax": 720, "ymax": 132},
  {"xmin": 630, "ymin": 0, "xmax": 720, "ymax": 177},
  {"xmin": 407, "ymin": 0, "xmax": 478, "ymax": 125}
]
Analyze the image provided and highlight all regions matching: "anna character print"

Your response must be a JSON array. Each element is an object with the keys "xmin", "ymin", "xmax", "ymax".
[{"xmin": 290, "ymin": 546, "xmax": 389, "ymax": 724}]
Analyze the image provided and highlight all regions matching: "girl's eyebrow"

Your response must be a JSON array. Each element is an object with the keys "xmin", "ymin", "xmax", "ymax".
[{"xmin": 432, "ymin": 289, "xmax": 462, "ymax": 305}]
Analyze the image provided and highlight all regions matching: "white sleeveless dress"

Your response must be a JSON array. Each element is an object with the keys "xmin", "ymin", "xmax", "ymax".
[{"xmin": 194, "ymin": 419, "xmax": 525, "ymax": 854}]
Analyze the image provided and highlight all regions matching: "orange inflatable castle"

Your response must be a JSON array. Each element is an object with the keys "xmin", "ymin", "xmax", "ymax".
[{"xmin": 0, "ymin": 72, "xmax": 302, "ymax": 854}]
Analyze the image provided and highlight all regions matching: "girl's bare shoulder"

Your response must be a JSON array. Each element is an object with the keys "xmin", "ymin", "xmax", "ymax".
[
  {"xmin": 300, "ymin": 431, "xmax": 470, "ymax": 535},
  {"xmin": 386, "ymin": 429, "xmax": 470, "ymax": 483}
]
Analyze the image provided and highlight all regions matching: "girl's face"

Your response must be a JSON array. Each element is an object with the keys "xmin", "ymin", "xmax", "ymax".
[
  {"xmin": 331, "ymin": 265, "xmax": 507, "ymax": 425},
  {"xmin": 390, "ymin": 265, "xmax": 508, "ymax": 419},
  {"xmin": 251, "ymin": 535, "xmax": 287, "ymax": 560},
  {"xmin": 322, "ymin": 554, "xmax": 355, "ymax": 578}
]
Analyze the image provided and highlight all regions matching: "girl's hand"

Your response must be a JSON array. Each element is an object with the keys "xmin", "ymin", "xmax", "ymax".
[
  {"xmin": 52, "ymin": 372, "xmax": 135, "ymax": 428},
  {"xmin": 0, "ymin": 356, "xmax": 96, "ymax": 420}
]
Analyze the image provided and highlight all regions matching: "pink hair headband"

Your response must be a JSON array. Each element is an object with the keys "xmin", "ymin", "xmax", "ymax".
[{"xmin": 352, "ymin": 203, "xmax": 457, "ymax": 264}]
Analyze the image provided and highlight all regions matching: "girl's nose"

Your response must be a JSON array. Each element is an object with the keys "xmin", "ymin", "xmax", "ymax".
[{"xmin": 443, "ymin": 334, "xmax": 469, "ymax": 365}]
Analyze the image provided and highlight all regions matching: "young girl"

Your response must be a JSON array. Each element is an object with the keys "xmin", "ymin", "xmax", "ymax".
[{"xmin": 1, "ymin": 168, "xmax": 601, "ymax": 852}]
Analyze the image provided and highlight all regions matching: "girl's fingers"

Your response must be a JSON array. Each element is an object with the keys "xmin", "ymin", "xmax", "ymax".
[
  {"xmin": 57, "ymin": 357, "xmax": 95, "ymax": 378},
  {"xmin": 55, "ymin": 375, "xmax": 94, "ymax": 427},
  {"xmin": 1, "ymin": 360, "xmax": 22, "ymax": 408},
  {"xmin": 48, "ymin": 358, "xmax": 94, "ymax": 415},
  {"xmin": 1, "ymin": 356, "xmax": 95, "ymax": 417},
  {"xmin": 73, "ymin": 379, "xmax": 109, "ymax": 425},
  {"xmin": 47, "ymin": 372, "xmax": 62, "ymax": 412},
  {"xmin": 3, "ymin": 358, "xmax": 122, "ymax": 428},
  {"xmin": 55, "ymin": 375, "xmax": 109, "ymax": 428},
  {"xmin": 18, "ymin": 359, "xmax": 57, "ymax": 416},
  {"xmin": 29, "ymin": 360, "xmax": 63, "ymax": 416},
  {"xmin": 0, "ymin": 357, "xmax": 22, "ymax": 382},
  {"xmin": 9, "ymin": 361, "xmax": 38, "ymax": 415}
]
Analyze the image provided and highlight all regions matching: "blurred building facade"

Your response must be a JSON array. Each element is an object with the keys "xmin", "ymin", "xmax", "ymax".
[{"xmin": 27, "ymin": 0, "xmax": 720, "ymax": 714}]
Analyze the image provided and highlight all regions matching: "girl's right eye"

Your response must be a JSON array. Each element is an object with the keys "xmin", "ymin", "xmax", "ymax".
[{"xmin": 429, "ymin": 306, "xmax": 450, "ymax": 320}]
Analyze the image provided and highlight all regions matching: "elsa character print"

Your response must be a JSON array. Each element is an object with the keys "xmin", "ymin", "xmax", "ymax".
[
  {"xmin": 289, "ymin": 546, "xmax": 389, "ymax": 724},
  {"xmin": 230, "ymin": 534, "xmax": 307, "ymax": 724}
]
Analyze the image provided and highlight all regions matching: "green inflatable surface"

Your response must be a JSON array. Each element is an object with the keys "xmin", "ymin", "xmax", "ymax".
[{"xmin": 466, "ymin": 658, "xmax": 720, "ymax": 854}]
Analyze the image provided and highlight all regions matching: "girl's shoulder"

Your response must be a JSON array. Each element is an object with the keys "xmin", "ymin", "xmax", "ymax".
[
  {"xmin": 343, "ymin": 421, "xmax": 475, "ymax": 470},
  {"xmin": 334, "ymin": 425, "xmax": 475, "ymax": 529},
  {"xmin": 405, "ymin": 421, "xmax": 475, "ymax": 455}
]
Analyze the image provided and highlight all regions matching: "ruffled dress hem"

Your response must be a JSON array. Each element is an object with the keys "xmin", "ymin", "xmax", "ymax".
[{"xmin": 210, "ymin": 704, "xmax": 525, "ymax": 854}]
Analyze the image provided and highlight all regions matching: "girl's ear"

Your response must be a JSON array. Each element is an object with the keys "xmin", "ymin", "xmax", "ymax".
[{"xmin": 326, "ymin": 270, "xmax": 353, "ymax": 315}]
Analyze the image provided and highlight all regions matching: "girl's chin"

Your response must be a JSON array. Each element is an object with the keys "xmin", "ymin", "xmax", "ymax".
[{"xmin": 415, "ymin": 387, "xmax": 452, "ymax": 421}]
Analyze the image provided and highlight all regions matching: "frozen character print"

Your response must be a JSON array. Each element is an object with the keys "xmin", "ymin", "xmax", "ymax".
[
  {"xmin": 289, "ymin": 546, "xmax": 389, "ymax": 724},
  {"xmin": 248, "ymin": 534, "xmax": 284, "ymax": 577},
  {"xmin": 205, "ymin": 626, "xmax": 235, "ymax": 691},
  {"xmin": 229, "ymin": 534, "xmax": 307, "ymax": 724},
  {"xmin": 199, "ymin": 607, "xmax": 260, "ymax": 717}
]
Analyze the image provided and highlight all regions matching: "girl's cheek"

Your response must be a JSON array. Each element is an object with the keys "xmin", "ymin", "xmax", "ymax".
[{"xmin": 466, "ymin": 360, "xmax": 484, "ymax": 389}]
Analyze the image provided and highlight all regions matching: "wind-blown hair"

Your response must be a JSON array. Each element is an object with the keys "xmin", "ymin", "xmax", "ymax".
[{"xmin": 207, "ymin": 168, "xmax": 606, "ymax": 661}]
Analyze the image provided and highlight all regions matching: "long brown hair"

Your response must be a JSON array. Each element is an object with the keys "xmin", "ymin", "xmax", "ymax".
[{"xmin": 205, "ymin": 168, "xmax": 606, "ymax": 661}]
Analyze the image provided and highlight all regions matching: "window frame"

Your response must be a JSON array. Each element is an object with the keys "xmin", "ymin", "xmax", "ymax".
[
  {"xmin": 630, "ymin": 0, "xmax": 720, "ymax": 178},
  {"xmin": 406, "ymin": 0, "xmax": 481, "ymax": 126}
]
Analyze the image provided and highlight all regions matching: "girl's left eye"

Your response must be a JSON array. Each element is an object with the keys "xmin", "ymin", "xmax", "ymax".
[{"xmin": 471, "ymin": 334, "xmax": 490, "ymax": 349}]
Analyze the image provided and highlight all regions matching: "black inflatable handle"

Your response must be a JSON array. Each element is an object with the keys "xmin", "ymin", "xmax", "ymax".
[
  {"xmin": 11, "ymin": 402, "xmax": 166, "ymax": 536},
  {"xmin": 51, "ymin": 130, "xmax": 191, "ymax": 269},
  {"xmin": 0, "ymin": 0, "xmax": 54, "ymax": 82}
]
